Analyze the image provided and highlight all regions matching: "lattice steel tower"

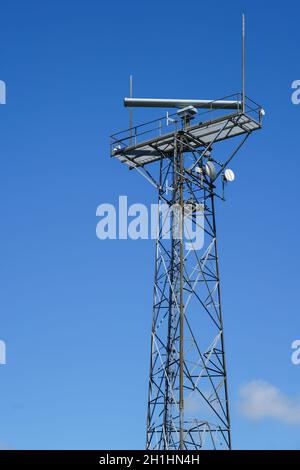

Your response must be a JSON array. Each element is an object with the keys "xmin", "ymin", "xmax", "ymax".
[{"xmin": 110, "ymin": 20, "xmax": 263, "ymax": 450}]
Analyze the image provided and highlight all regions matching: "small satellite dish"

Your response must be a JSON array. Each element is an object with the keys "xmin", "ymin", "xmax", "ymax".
[
  {"xmin": 195, "ymin": 166, "xmax": 202, "ymax": 174},
  {"xmin": 224, "ymin": 169, "xmax": 235, "ymax": 182},
  {"xmin": 205, "ymin": 161, "xmax": 217, "ymax": 181}
]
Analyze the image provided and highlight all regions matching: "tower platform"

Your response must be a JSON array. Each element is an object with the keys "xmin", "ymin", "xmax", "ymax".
[{"xmin": 111, "ymin": 95, "xmax": 263, "ymax": 168}]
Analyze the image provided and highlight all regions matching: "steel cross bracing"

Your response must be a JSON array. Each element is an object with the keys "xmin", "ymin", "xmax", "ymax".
[
  {"xmin": 146, "ymin": 133, "xmax": 232, "ymax": 450},
  {"xmin": 111, "ymin": 100, "xmax": 263, "ymax": 450}
]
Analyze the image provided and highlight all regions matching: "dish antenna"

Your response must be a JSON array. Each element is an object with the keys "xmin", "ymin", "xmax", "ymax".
[
  {"xmin": 224, "ymin": 169, "xmax": 235, "ymax": 182},
  {"xmin": 205, "ymin": 161, "xmax": 217, "ymax": 181}
]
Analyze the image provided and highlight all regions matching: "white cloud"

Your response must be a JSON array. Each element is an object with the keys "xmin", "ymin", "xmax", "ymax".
[{"xmin": 238, "ymin": 380, "xmax": 300, "ymax": 425}]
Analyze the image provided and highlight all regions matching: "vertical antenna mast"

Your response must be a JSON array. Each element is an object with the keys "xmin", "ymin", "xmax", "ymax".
[
  {"xmin": 242, "ymin": 14, "xmax": 245, "ymax": 112},
  {"xmin": 129, "ymin": 75, "xmax": 133, "ymax": 144}
]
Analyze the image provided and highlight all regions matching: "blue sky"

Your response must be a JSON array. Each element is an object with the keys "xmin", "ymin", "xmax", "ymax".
[{"xmin": 0, "ymin": 0, "xmax": 300, "ymax": 450}]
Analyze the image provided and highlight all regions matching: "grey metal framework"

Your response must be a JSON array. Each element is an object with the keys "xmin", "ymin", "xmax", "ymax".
[{"xmin": 111, "ymin": 93, "xmax": 263, "ymax": 450}]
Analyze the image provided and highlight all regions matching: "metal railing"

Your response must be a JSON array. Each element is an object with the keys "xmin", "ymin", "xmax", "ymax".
[{"xmin": 111, "ymin": 93, "xmax": 263, "ymax": 154}]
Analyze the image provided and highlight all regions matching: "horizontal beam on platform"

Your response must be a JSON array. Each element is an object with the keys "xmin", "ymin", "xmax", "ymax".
[{"xmin": 124, "ymin": 97, "xmax": 242, "ymax": 110}]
